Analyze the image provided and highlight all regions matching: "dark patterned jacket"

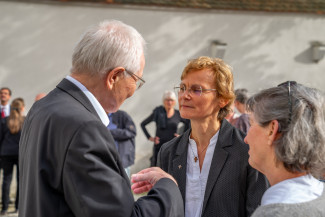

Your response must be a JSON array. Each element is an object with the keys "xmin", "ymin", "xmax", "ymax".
[{"xmin": 157, "ymin": 119, "xmax": 269, "ymax": 217}]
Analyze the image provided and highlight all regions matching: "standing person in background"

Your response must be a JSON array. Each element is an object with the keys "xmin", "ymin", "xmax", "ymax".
[
  {"xmin": 141, "ymin": 90, "xmax": 190, "ymax": 166},
  {"xmin": 34, "ymin": 93, "xmax": 47, "ymax": 102},
  {"xmin": 225, "ymin": 102, "xmax": 239, "ymax": 126},
  {"xmin": 19, "ymin": 20, "xmax": 184, "ymax": 217},
  {"xmin": 157, "ymin": 57, "xmax": 268, "ymax": 217},
  {"xmin": 108, "ymin": 110, "xmax": 136, "ymax": 179},
  {"xmin": 245, "ymin": 81, "xmax": 325, "ymax": 217},
  {"xmin": 0, "ymin": 87, "xmax": 12, "ymax": 119},
  {"xmin": 0, "ymin": 98, "xmax": 25, "ymax": 215},
  {"xmin": 234, "ymin": 88, "xmax": 250, "ymax": 134}
]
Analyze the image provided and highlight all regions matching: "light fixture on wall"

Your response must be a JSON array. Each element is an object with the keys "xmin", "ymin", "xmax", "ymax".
[
  {"xmin": 210, "ymin": 40, "xmax": 227, "ymax": 59},
  {"xmin": 312, "ymin": 42, "xmax": 325, "ymax": 63}
]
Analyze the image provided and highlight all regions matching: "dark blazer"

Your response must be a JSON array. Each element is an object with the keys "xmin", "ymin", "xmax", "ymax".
[
  {"xmin": 19, "ymin": 78, "xmax": 184, "ymax": 217},
  {"xmin": 157, "ymin": 120, "xmax": 269, "ymax": 217},
  {"xmin": 110, "ymin": 110, "xmax": 136, "ymax": 168},
  {"xmin": 0, "ymin": 117, "xmax": 21, "ymax": 157}
]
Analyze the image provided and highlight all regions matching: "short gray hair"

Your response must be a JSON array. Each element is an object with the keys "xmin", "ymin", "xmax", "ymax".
[
  {"xmin": 246, "ymin": 82, "xmax": 325, "ymax": 179},
  {"xmin": 71, "ymin": 20, "xmax": 146, "ymax": 76},
  {"xmin": 235, "ymin": 88, "xmax": 248, "ymax": 104},
  {"xmin": 162, "ymin": 90, "xmax": 176, "ymax": 101}
]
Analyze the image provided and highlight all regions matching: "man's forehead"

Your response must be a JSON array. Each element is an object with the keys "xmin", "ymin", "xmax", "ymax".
[{"xmin": 0, "ymin": 89, "xmax": 9, "ymax": 94}]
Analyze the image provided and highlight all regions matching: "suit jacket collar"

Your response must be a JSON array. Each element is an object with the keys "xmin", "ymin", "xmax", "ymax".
[
  {"xmin": 173, "ymin": 120, "xmax": 234, "ymax": 211},
  {"xmin": 172, "ymin": 129, "xmax": 191, "ymax": 198},
  {"xmin": 56, "ymin": 78, "xmax": 101, "ymax": 122},
  {"xmin": 202, "ymin": 120, "xmax": 233, "ymax": 212}
]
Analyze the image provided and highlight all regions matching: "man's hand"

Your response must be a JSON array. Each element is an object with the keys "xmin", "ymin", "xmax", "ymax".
[{"xmin": 131, "ymin": 167, "xmax": 177, "ymax": 194}]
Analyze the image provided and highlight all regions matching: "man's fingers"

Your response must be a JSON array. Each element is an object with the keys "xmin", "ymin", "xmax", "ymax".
[{"xmin": 131, "ymin": 181, "xmax": 153, "ymax": 194}]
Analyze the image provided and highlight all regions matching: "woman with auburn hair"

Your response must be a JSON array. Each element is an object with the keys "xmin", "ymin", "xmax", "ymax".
[
  {"xmin": 157, "ymin": 56, "xmax": 268, "ymax": 217},
  {"xmin": 245, "ymin": 81, "xmax": 325, "ymax": 217},
  {"xmin": 0, "ymin": 98, "xmax": 25, "ymax": 215}
]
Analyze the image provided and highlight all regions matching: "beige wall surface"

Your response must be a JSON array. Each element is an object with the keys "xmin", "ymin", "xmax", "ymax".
[{"xmin": 1, "ymin": 1, "xmax": 325, "ymax": 172}]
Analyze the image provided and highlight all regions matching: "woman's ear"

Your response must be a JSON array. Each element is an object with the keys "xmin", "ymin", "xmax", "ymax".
[
  {"xmin": 218, "ymin": 98, "xmax": 229, "ymax": 109},
  {"xmin": 267, "ymin": 120, "xmax": 279, "ymax": 146},
  {"xmin": 106, "ymin": 67, "xmax": 125, "ymax": 89}
]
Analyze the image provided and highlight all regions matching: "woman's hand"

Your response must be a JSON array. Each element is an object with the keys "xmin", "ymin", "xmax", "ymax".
[{"xmin": 149, "ymin": 136, "xmax": 160, "ymax": 144}]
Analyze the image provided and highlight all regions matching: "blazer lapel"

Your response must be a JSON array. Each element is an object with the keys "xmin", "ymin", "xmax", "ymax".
[
  {"xmin": 202, "ymin": 120, "xmax": 233, "ymax": 212},
  {"xmin": 56, "ymin": 78, "xmax": 101, "ymax": 121},
  {"xmin": 172, "ymin": 129, "xmax": 191, "ymax": 202}
]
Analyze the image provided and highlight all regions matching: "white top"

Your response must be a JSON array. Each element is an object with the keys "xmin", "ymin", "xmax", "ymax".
[
  {"xmin": 261, "ymin": 174, "xmax": 324, "ymax": 205},
  {"xmin": 185, "ymin": 130, "xmax": 219, "ymax": 217},
  {"xmin": 0, "ymin": 104, "xmax": 10, "ymax": 117},
  {"xmin": 66, "ymin": 76, "xmax": 109, "ymax": 127}
]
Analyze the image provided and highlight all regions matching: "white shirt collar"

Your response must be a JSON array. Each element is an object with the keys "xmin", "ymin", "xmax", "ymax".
[
  {"xmin": 66, "ymin": 75, "xmax": 109, "ymax": 127},
  {"xmin": 261, "ymin": 174, "xmax": 324, "ymax": 205}
]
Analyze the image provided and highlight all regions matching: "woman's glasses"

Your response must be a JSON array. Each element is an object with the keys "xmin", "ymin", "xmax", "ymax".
[{"xmin": 174, "ymin": 84, "xmax": 217, "ymax": 97}]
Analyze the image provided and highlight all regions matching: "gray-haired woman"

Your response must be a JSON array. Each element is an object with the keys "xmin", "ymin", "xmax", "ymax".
[
  {"xmin": 141, "ymin": 90, "xmax": 190, "ymax": 166},
  {"xmin": 244, "ymin": 81, "xmax": 325, "ymax": 217}
]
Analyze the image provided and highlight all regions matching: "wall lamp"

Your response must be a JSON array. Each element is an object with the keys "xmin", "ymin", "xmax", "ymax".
[
  {"xmin": 210, "ymin": 40, "xmax": 227, "ymax": 59},
  {"xmin": 312, "ymin": 42, "xmax": 325, "ymax": 63}
]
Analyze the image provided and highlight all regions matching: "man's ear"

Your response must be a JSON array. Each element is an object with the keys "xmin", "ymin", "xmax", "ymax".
[
  {"xmin": 267, "ymin": 120, "xmax": 279, "ymax": 146},
  {"xmin": 106, "ymin": 67, "xmax": 125, "ymax": 89}
]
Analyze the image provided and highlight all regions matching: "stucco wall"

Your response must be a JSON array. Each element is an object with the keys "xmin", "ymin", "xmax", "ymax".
[{"xmin": 1, "ymin": 1, "xmax": 325, "ymax": 172}]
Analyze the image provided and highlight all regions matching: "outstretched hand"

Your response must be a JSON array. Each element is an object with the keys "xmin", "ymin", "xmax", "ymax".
[{"xmin": 131, "ymin": 167, "xmax": 177, "ymax": 194}]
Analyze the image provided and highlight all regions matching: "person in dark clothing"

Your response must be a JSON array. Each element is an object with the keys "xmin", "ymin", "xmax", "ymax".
[
  {"xmin": 108, "ymin": 110, "xmax": 136, "ymax": 179},
  {"xmin": 0, "ymin": 97, "xmax": 25, "ymax": 215},
  {"xmin": 234, "ymin": 88, "xmax": 250, "ymax": 134},
  {"xmin": 0, "ymin": 87, "xmax": 12, "ymax": 119},
  {"xmin": 141, "ymin": 90, "xmax": 189, "ymax": 166},
  {"xmin": 157, "ymin": 57, "xmax": 268, "ymax": 217}
]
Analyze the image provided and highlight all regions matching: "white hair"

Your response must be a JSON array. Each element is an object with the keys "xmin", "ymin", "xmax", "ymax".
[
  {"xmin": 162, "ymin": 90, "xmax": 177, "ymax": 102},
  {"xmin": 71, "ymin": 20, "xmax": 146, "ymax": 77}
]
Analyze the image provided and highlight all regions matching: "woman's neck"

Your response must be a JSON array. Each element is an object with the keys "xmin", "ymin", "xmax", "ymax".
[
  {"xmin": 190, "ymin": 118, "xmax": 221, "ymax": 148},
  {"xmin": 165, "ymin": 107, "xmax": 175, "ymax": 118},
  {"xmin": 264, "ymin": 162, "xmax": 307, "ymax": 186}
]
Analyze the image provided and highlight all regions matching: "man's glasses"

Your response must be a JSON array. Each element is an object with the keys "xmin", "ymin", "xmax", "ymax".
[
  {"xmin": 174, "ymin": 84, "xmax": 217, "ymax": 97},
  {"xmin": 277, "ymin": 81, "xmax": 297, "ymax": 124},
  {"xmin": 125, "ymin": 70, "xmax": 145, "ymax": 90}
]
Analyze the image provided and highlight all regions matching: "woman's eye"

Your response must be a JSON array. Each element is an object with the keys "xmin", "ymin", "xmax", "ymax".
[{"xmin": 193, "ymin": 89, "xmax": 201, "ymax": 94}]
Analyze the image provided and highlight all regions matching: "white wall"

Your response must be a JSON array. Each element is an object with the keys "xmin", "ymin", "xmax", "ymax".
[{"xmin": 1, "ymin": 1, "xmax": 325, "ymax": 172}]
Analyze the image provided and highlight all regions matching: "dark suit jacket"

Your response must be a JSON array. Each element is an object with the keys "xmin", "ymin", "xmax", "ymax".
[
  {"xmin": 19, "ymin": 78, "xmax": 184, "ymax": 217},
  {"xmin": 0, "ymin": 117, "xmax": 21, "ymax": 157},
  {"xmin": 157, "ymin": 120, "xmax": 269, "ymax": 217},
  {"xmin": 110, "ymin": 110, "xmax": 136, "ymax": 168}
]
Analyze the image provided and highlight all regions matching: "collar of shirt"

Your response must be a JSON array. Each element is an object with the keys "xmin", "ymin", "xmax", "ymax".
[
  {"xmin": 261, "ymin": 174, "xmax": 324, "ymax": 205},
  {"xmin": 66, "ymin": 75, "xmax": 109, "ymax": 127},
  {"xmin": 185, "ymin": 130, "xmax": 220, "ymax": 217}
]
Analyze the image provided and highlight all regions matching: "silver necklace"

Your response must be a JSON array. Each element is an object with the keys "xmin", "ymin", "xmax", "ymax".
[{"xmin": 189, "ymin": 142, "xmax": 209, "ymax": 163}]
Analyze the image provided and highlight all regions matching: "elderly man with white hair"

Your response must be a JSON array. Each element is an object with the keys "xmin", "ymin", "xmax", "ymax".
[{"xmin": 19, "ymin": 20, "xmax": 184, "ymax": 217}]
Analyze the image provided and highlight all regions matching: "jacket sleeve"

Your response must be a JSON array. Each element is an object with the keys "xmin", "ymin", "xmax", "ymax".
[
  {"xmin": 140, "ymin": 112, "xmax": 155, "ymax": 139},
  {"xmin": 110, "ymin": 112, "xmax": 136, "ymax": 141},
  {"xmin": 63, "ymin": 121, "xmax": 184, "ymax": 217}
]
